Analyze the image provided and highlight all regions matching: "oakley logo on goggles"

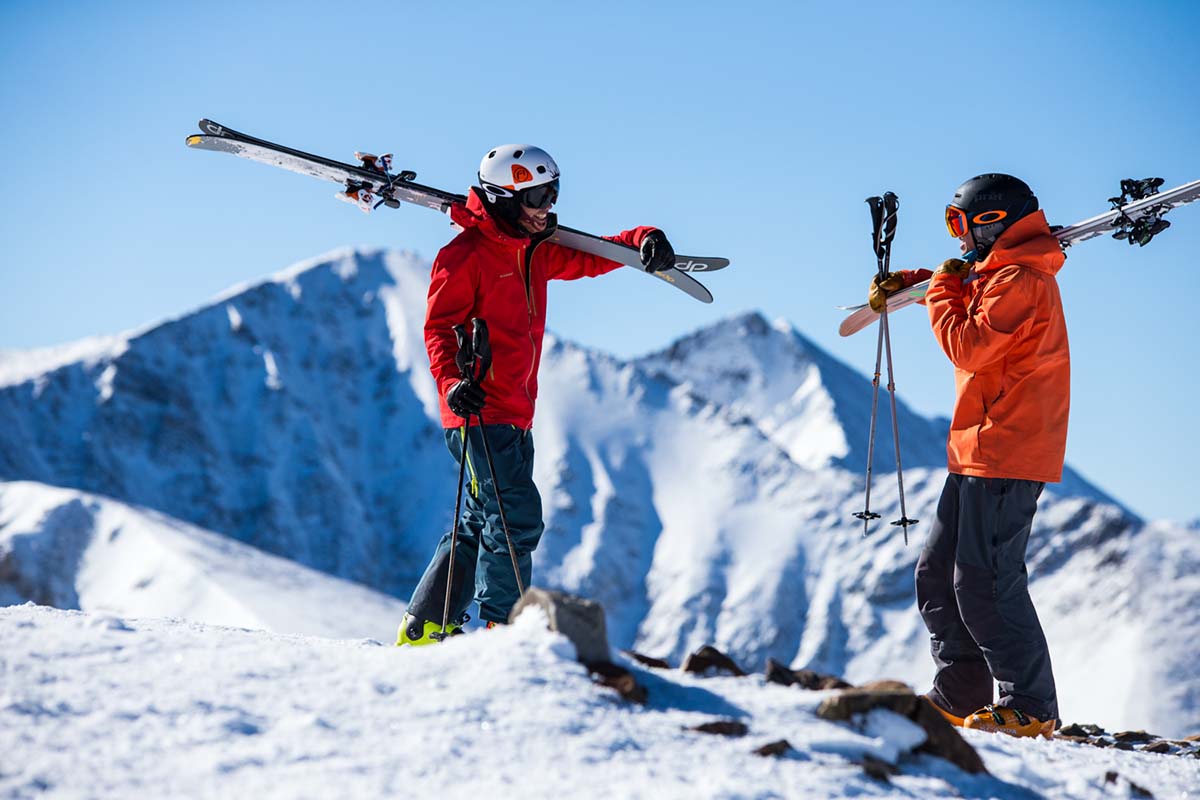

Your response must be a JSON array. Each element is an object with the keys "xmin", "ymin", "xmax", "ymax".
[
  {"xmin": 946, "ymin": 205, "xmax": 1009, "ymax": 237},
  {"xmin": 520, "ymin": 179, "xmax": 559, "ymax": 210}
]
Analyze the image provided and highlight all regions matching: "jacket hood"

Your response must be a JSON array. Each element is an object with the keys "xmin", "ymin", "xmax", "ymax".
[
  {"xmin": 976, "ymin": 210, "xmax": 1065, "ymax": 276},
  {"xmin": 448, "ymin": 187, "xmax": 557, "ymax": 247}
]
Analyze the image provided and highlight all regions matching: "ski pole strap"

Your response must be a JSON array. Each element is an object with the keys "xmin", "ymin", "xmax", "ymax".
[
  {"xmin": 882, "ymin": 192, "xmax": 898, "ymax": 249},
  {"xmin": 866, "ymin": 196, "xmax": 885, "ymax": 264},
  {"xmin": 881, "ymin": 192, "xmax": 899, "ymax": 274}
]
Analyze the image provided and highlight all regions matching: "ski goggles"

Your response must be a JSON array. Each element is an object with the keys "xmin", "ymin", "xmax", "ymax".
[
  {"xmin": 519, "ymin": 179, "xmax": 559, "ymax": 210},
  {"xmin": 945, "ymin": 205, "xmax": 969, "ymax": 238}
]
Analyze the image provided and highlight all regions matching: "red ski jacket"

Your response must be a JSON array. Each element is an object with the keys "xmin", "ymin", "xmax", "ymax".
[
  {"xmin": 920, "ymin": 211, "xmax": 1071, "ymax": 483},
  {"xmin": 425, "ymin": 188, "xmax": 655, "ymax": 430}
]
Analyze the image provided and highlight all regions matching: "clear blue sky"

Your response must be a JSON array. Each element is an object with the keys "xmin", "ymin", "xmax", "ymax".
[{"xmin": 2, "ymin": 1, "xmax": 1198, "ymax": 522}]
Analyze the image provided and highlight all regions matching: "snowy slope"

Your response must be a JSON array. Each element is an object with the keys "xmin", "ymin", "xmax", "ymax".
[
  {"xmin": 2, "ymin": 604, "xmax": 1197, "ymax": 800},
  {"xmin": 1, "ymin": 247, "xmax": 1198, "ymax": 736},
  {"xmin": 0, "ymin": 481, "xmax": 406, "ymax": 641},
  {"xmin": 0, "ymin": 248, "xmax": 449, "ymax": 596}
]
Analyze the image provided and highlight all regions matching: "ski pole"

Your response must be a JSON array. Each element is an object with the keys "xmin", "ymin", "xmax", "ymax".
[
  {"xmin": 877, "ymin": 192, "xmax": 918, "ymax": 543},
  {"xmin": 468, "ymin": 319, "xmax": 526, "ymax": 598},
  {"xmin": 434, "ymin": 324, "xmax": 477, "ymax": 641},
  {"xmin": 854, "ymin": 195, "xmax": 889, "ymax": 535}
]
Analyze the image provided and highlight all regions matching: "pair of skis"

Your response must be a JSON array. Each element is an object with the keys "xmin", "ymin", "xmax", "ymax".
[
  {"xmin": 838, "ymin": 177, "xmax": 1200, "ymax": 336},
  {"xmin": 185, "ymin": 120, "xmax": 729, "ymax": 304}
]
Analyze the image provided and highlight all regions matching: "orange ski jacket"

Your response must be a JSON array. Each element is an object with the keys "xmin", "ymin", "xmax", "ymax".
[
  {"xmin": 425, "ymin": 188, "xmax": 654, "ymax": 430},
  {"xmin": 922, "ymin": 211, "xmax": 1071, "ymax": 483}
]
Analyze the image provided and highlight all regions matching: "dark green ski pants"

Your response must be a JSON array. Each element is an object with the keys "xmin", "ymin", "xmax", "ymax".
[
  {"xmin": 915, "ymin": 473, "xmax": 1059, "ymax": 722},
  {"xmin": 407, "ymin": 425, "xmax": 544, "ymax": 626}
]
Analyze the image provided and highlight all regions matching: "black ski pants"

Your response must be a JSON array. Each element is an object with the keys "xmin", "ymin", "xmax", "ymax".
[
  {"xmin": 407, "ymin": 424, "xmax": 544, "ymax": 626},
  {"xmin": 915, "ymin": 473, "xmax": 1059, "ymax": 722}
]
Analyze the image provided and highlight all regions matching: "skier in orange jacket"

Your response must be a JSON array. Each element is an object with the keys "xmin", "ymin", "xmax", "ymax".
[{"xmin": 871, "ymin": 173, "xmax": 1068, "ymax": 738}]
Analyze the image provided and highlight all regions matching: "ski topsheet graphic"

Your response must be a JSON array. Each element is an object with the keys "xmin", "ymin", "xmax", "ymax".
[
  {"xmin": 186, "ymin": 120, "xmax": 727, "ymax": 304},
  {"xmin": 838, "ymin": 178, "xmax": 1200, "ymax": 336}
]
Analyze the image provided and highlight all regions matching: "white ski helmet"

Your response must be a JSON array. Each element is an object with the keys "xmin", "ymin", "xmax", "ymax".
[{"xmin": 478, "ymin": 144, "xmax": 560, "ymax": 208}]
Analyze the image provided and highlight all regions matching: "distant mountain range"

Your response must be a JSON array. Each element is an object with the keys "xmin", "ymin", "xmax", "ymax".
[{"xmin": 2, "ymin": 247, "xmax": 1196, "ymax": 736}]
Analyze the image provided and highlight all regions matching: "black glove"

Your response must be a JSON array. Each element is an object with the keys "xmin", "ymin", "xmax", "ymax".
[
  {"xmin": 447, "ymin": 379, "xmax": 485, "ymax": 418},
  {"xmin": 639, "ymin": 229, "xmax": 675, "ymax": 273}
]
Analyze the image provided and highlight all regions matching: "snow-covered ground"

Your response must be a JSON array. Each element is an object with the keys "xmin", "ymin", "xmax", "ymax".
[{"xmin": 2, "ymin": 604, "xmax": 1197, "ymax": 800}]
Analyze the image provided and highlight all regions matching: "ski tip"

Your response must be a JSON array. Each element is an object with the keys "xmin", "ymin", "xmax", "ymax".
[
  {"xmin": 185, "ymin": 135, "xmax": 202, "ymax": 147},
  {"xmin": 658, "ymin": 269, "xmax": 714, "ymax": 303},
  {"xmin": 838, "ymin": 314, "xmax": 874, "ymax": 337},
  {"xmin": 673, "ymin": 255, "xmax": 730, "ymax": 273},
  {"xmin": 197, "ymin": 119, "xmax": 233, "ymax": 138}
]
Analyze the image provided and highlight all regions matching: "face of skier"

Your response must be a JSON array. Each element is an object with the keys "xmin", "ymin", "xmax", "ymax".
[
  {"xmin": 517, "ymin": 198, "xmax": 554, "ymax": 235},
  {"xmin": 514, "ymin": 178, "xmax": 558, "ymax": 235},
  {"xmin": 957, "ymin": 227, "xmax": 976, "ymax": 256}
]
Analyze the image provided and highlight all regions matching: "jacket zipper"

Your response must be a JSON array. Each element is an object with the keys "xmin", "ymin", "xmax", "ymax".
[{"xmin": 517, "ymin": 246, "xmax": 537, "ymax": 410}]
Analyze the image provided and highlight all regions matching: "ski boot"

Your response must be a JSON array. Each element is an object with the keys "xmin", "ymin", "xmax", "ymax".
[
  {"xmin": 395, "ymin": 613, "xmax": 463, "ymax": 646},
  {"xmin": 336, "ymin": 182, "xmax": 375, "ymax": 214},
  {"xmin": 962, "ymin": 705, "xmax": 1055, "ymax": 739}
]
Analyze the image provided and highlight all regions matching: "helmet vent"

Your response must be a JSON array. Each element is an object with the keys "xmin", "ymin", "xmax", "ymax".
[
  {"xmin": 513, "ymin": 149, "xmax": 524, "ymax": 158},
  {"xmin": 536, "ymin": 165, "xmax": 546, "ymax": 174},
  {"xmin": 487, "ymin": 151, "xmax": 496, "ymax": 158}
]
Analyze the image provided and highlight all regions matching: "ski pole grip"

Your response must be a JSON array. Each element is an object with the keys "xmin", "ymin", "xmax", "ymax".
[
  {"xmin": 453, "ymin": 324, "xmax": 474, "ymax": 378},
  {"xmin": 471, "ymin": 318, "xmax": 492, "ymax": 380}
]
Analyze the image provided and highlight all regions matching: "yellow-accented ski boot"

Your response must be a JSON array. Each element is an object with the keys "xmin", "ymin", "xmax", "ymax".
[
  {"xmin": 396, "ymin": 613, "xmax": 463, "ymax": 646},
  {"xmin": 963, "ymin": 705, "xmax": 1055, "ymax": 739}
]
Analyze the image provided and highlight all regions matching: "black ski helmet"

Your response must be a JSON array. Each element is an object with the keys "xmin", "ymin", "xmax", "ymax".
[{"xmin": 947, "ymin": 173, "xmax": 1039, "ymax": 257}]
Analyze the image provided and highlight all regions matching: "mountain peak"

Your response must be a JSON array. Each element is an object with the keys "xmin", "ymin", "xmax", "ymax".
[{"xmin": 637, "ymin": 309, "xmax": 945, "ymax": 471}]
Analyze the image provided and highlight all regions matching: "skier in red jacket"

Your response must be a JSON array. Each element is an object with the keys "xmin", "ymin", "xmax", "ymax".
[{"xmin": 399, "ymin": 144, "xmax": 675, "ymax": 645}]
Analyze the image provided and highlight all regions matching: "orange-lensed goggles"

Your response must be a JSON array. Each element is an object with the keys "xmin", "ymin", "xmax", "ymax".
[{"xmin": 945, "ymin": 205, "xmax": 969, "ymax": 238}]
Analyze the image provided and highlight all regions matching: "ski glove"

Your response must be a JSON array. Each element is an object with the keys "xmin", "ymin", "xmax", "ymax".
[
  {"xmin": 936, "ymin": 258, "xmax": 970, "ymax": 277},
  {"xmin": 869, "ymin": 272, "xmax": 910, "ymax": 313},
  {"xmin": 639, "ymin": 230, "xmax": 676, "ymax": 273},
  {"xmin": 447, "ymin": 379, "xmax": 486, "ymax": 418}
]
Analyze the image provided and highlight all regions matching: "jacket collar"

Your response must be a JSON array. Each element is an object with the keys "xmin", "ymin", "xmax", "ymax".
[
  {"xmin": 449, "ymin": 187, "xmax": 558, "ymax": 247},
  {"xmin": 976, "ymin": 210, "xmax": 1065, "ymax": 277}
]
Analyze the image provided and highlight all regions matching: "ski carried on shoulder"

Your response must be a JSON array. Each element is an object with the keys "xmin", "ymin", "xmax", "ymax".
[
  {"xmin": 837, "ymin": 177, "xmax": 1200, "ymax": 336},
  {"xmin": 185, "ymin": 119, "xmax": 727, "ymax": 304}
]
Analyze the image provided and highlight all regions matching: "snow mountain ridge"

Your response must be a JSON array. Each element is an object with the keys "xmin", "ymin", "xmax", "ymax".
[{"xmin": 1, "ymin": 246, "xmax": 1197, "ymax": 737}]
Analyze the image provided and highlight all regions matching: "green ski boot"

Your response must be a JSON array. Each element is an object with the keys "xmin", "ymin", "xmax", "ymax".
[{"xmin": 396, "ymin": 613, "xmax": 463, "ymax": 646}]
